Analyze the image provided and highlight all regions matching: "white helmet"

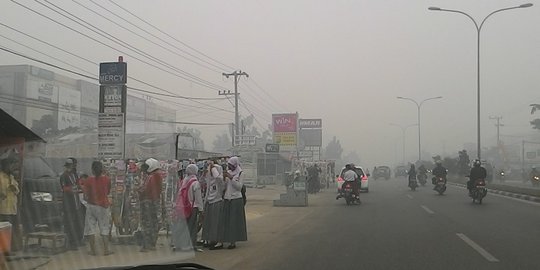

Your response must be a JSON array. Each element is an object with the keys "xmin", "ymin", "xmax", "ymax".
[{"xmin": 145, "ymin": 158, "xmax": 160, "ymax": 172}]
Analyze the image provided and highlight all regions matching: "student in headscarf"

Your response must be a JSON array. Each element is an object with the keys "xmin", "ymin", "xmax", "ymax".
[
  {"xmin": 222, "ymin": 156, "xmax": 247, "ymax": 249},
  {"xmin": 171, "ymin": 164, "xmax": 204, "ymax": 252},
  {"xmin": 202, "ymin": 159, "xmax": 225, "ymax": 250},
  {"xmin": 138, "ymin": 158, "xmax": 162, "ymax": 252}
]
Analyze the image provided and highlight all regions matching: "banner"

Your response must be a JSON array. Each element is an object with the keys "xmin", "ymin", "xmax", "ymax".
[
  {"xmin": 272, "ymin": 114, "xmax": 297, "ymax": 132},
  {"xmin": 299, "ymin": 119, "xmax": 322, "ymax": 129},
  {"xmin": 273, "ymin": 132, "xmax": 297, "ymax": 146}
]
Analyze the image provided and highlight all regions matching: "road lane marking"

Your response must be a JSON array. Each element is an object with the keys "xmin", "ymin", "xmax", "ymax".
[
  {"xmin": 406, "ymin": 194, "xmax": 413, "ymax": 199},
  {"xmin": 456, "ymin": 233, "xmax": 499, "ymax": 262},
  {"xmin": 448, "ymin": 184, "xmax": 540, "ymax": 206},
  {"xmin": 420, "ymin": 205, "xmax": 434, "ymax": 214}
]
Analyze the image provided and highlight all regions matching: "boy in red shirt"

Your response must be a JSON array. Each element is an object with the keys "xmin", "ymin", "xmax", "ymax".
[{"xmin": 83, "ymin": 161, "xmax": 113, "ymax": 256}]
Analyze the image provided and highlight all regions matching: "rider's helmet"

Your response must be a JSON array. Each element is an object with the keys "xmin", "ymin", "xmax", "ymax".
[
  {"xmin": 436, "ymin": 160, "xmax": 442, "ymax": 166},
  {"xmin": 473, "ymin": 159, "xmax": 481, "ymax": 167}
]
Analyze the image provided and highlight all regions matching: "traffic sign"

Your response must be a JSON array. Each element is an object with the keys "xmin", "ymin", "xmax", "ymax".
[{"xmin": 265, "ymin": 143, "xmax": 280, "ymax": 153}]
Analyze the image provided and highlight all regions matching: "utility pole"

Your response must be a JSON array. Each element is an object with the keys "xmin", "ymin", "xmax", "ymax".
[
  {"xmin": 221, "ymin": 70, "xmax": 249, "ymax": 146},
  {"xmin": 489, "ymin": 116, "xmax": 503, "ymax": 146}
]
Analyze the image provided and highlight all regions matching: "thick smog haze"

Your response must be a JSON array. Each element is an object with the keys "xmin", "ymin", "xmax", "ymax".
[{"xmin": 1, "ymin": 0, "xmax": 539, "ymax": 167}]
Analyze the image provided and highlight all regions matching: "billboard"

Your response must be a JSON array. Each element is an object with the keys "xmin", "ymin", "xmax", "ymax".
[
  {"xmin": 26, "ymin": 76, "xmax": 59, "ymax": 103},
  {"xmin": 272, "ymin": 113, "xmax": 297, "ymax": 132},
  {"xmin": 299, "ymin": 129, "xmax": 322, "ymax": 147},
  {"xmin": 299, "ymin": 119, "xmax": 322, "ymax": 129},
  {"xmin": 273, "ymin": 132, "xmax": 297, "ymax": 146}
]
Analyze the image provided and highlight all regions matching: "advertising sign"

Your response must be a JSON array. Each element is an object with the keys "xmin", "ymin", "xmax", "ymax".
[
  {"xmin": 26, "ymin": 77, "xmax": 59, "ymax": 103},
  {"xmin": 299, "ymin": 119, "xmax": 322, "ymax": 129},
  {"xmin": 99, "ymin": 85, "xmax": 127, "ymax": 113},
  {"xmin": 58, "ymin": 86, "xmax": 81, "ymax": 130},
  {"xmin": 98, "ymin": 113, "xmax": 125, "ymax": 159},
  {"xmin": 273, "ymin": 132, "xmax": 297, "ymax": 146},
  {"xmin": 265, "ymin": 143, "xmax": 280, "ymax": 153},
  {"xmin": 99, "ymin": 62, "xmax": 127, "ymax": 85},
  {"xmin": 299, "ymin": 129, "xmax": 323, "ymax": 147},
  {"xmin": 272, "ymin": 113, "xmax": 297, "ymax": 132}
]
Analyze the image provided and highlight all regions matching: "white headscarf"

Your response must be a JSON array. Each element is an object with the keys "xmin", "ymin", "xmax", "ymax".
[
  {"xmin": 185, "ymin": 164, "xmax": 199, "ymax": 180},
  {"xmin": 227, "ymin": 156, "xmax": 242, "ymax": 176}
]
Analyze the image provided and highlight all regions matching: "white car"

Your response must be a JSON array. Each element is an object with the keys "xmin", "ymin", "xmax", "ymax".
[{"xmin": 336, "ymin": 165, "xmax": 370, "ymax": 193}]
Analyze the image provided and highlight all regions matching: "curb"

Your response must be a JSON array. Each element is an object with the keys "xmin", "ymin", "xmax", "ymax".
[{"xmin": 448, "ymin": 182, "xmax": 540, "ymax": 203}]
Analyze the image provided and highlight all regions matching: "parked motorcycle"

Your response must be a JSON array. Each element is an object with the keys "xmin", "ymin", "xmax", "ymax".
[
  {"xmin": 470, "ymin": 178, "xmax": 487, "ymax": 204},
  {"xmin": 433, "ymin": 177, "xmax": 446, "ymax": 195},
  {"xmin": 417, "ymin": 173, "xmax": 427, "ymax": 186},
  {"xmin": 338, "ymin": 181, "xmax": 360, "ymax": 205}
]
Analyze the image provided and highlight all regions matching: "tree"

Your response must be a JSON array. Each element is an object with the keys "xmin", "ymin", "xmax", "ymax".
[
  {"xmin": 530, "ymin": 104, "xmax": 540, "ymax": 130},
  {"xmin": 31, "ymin": 114, "xmax": 57, "ymax": 137},
  {"xmin": 342, "ymin": 151, "xmax": 361, "ymax": 164},
  {"xmin": 176, "ymin": 126, "xmax": 205, "ymax": 150},
  {"xmin": 323, "ymin": 136, "xmax": 343, "ymax": 160},
  {"xmin": 212, "ymin": 133, "xmax": 231, "ymax": 153}
]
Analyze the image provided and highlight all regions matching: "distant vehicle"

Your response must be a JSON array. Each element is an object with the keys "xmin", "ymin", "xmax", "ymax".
[
  {"xmin": 20, "ymin": 156, "xmax": 63, "ymax": 232},
  {"xmin": 373, "ymin": 166, "xmax": 391, "ymax": 180},
  {"xmin": 395, "ymin": 166, "xmax": 408, "ymax": 178},
  {"xmin": 336, "ymin": 165, "xmax": 370, "ymax": 193}
]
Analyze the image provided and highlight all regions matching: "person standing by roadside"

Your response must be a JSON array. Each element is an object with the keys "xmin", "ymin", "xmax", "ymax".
[
  {"xmin": 222, "ymin": 157, "xmax": 247, "ymax": 249},
  {"xmin": 138, "ymin": 158, "xmax": 162, "ymax": 252},
  {"xmin": 171, "ymin": 164, "xmax": 204, "ymax": 252},
  {"xmin": 0, "ymin": 158, "xmax": 20, "ymax": 252},
  {"xmin": 202, "ymin": 159, "xmax": 225, "ymax": 250},
  {"xmin": 69, "ymin": 157, "xmax": 85, "ymax": 245},
  {"xmin": 83, "ymin": 161, "xmax": 113, "ymax": 256},
  {"xmin": 60, "ymin": 159, "xmax": 83, "ymax": 250}
]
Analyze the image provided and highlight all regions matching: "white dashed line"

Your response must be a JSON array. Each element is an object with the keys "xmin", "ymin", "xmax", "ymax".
[
  {"xmin": 420, "ymin": 205, "xmax": 434, "ymax": 214},
  {"xmin": 456, "ymin": 233, "xmax": 499, "ymax": 262},
  {"xmin": 406, "ymin": 194, "xmax": 413, "ymax": 199}
]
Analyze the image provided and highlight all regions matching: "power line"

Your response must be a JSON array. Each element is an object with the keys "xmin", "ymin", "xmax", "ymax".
[
  {"xmin": 239, "ymin": 98, "xmax": 268, "ymax": 131},
  {"xmin": 36, "ymin": 0, "xmax": 227, "ymax": 91},
  {"xmin": 108, "ymin": 0, "xmax": 237, "ymax": 71},
  {"xmin": 248, "ymin": 77, "xmax": 290, "ymax": 112},
  {"xmin": 11, "ymin": 0, "xmax": 228, "ymax": 92},
  {"xmin": 0, "ymin": 21, "xmax": 230, "ymax": 104},
  {"xmin": 72, "ymin": 0, "xmax": 222, "ymax": 73}
]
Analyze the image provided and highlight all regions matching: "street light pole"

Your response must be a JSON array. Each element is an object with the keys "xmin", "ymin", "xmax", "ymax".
[
  {"xmin": 428, "ymin": 3, "xmax": 533, "ymax": 160},
  {"xmin": 397, "ymin": 96, "xmax": 442, "ymax": 162},
  {"xmin": 390, "ymin": 123, "xmax": 418, "ymax": 164}
]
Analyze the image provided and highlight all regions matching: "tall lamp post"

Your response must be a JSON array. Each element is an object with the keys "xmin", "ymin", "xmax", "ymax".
[
  {"xmin": 428, "ymin": 3, "xmax": 533, "ymax": 160},
  {"xmin": 397, "ymin": 96, "xmax": 443, "ymax": 162},
  {"xmin": 390, "ymin": 123, "xmax": 418, "ymax": 164}
]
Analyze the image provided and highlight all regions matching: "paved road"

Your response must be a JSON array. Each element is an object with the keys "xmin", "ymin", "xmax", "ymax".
[{"xmin": 190, "ymin": 178, "xmax": 540, "ymax": 270}]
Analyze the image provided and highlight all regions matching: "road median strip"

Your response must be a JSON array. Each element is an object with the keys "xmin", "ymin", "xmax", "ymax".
[{"xmin": 448, "ymin": 179, "xmax": 540, "ymax": 203}]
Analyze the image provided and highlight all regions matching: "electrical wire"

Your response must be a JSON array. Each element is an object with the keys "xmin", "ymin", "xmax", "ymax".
[
  {"xmin": 72, "ymin": 0, "xmax": 222, "ymax": 73},
  {"xmin": 11, "ymin": 0, "xmax": 228, "ymax": 92},
  {"xmin": 35, "ymin": 0, "xmax": 226, "ymax": 90},
  {"xmin": 108, "ymin": 0, "xmax": 237, "ymax": 71}
]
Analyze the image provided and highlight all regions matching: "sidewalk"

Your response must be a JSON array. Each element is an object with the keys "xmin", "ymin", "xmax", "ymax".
[{"xmin": 6, "ymin": 185, "xmax": 285, "ymax": 270}]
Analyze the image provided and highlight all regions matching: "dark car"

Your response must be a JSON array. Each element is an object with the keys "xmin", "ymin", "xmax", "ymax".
[
  {"xmin": 21, "ymin": 156, "xmax": 63, "ymax": 232},
  {"xmin": 394, "ymin": 166, "xmax": 408, "ymax": 178},
  {"xmin": 373, "ymin": 166, "xmax": 391, "ymax": 180}
]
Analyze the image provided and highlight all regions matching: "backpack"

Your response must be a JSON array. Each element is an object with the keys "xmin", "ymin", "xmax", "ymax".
[{"xmin": 174, "ymin": 178, "xmax": 197, "ymax": 219}]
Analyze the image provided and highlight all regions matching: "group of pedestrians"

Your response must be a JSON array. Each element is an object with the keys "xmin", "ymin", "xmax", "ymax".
[
  {"xmin": 60, "ymin": 158, "xmax": 113, "ymax": 256},
  {"xmin": 171, "ymin": 156, "xmax": 247, "ymax": 252}
]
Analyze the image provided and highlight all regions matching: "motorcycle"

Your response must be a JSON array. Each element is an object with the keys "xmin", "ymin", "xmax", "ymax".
[
  {"xmin": 338, "ymin": 181, "xmax": 360, "ymax": 205},
  {"xmin": 408, "ymin": 176, "xmax": 418, "ymax": 191},
  {"xmin": 417, "ymin": 173, "xmax": 427, "ymax": 186},
  {"xmin": 470, "ymin": 178, "xmax": 487, "ymax": 204},
  {"xmin": 433, "ymin": 177, "xmax": 446, "ymax": 195},
  {"xmin": 531, "ymin": 175, "xmax": 540, "ymax": 187}
]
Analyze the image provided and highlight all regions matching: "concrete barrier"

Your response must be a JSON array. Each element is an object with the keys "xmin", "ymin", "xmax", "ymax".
[{"xmin": 448, "ymin": 175, "xmax": 540, "ymax": 198}]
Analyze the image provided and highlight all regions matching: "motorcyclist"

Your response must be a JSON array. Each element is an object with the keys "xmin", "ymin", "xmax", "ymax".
[
  {"xmin": 407, "ymin": 164, "xmax": 417, "ymax": 187},
  {"xmin": 432, "ymin": 160, "xmax": 447, "ymax": 188},
  {"xmin": 342, "ymin": 163, "xmax": 360, "ymax": 200},
  {"xmin": 468, "ymin": 159, "xmax": 487, "ymax": 194}
]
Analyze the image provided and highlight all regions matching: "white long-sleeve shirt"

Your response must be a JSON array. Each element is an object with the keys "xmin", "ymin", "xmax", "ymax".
[
  {"xmin": 343, "ymin": 170, "xmax": 358, "ymax": 182},
  {"xmin": 205, "ymin": 166, "xmax": 224, "ymax": 204},
  {"xmin": 223, "ymin": 172, "xmax": 243, "ymax": 200},
  {"xmin": 183, "ymin": 177, "xmax": 204, "ymax": 212}
]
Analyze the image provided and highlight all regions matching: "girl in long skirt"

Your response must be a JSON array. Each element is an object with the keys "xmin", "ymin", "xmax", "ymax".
[
  {"xmin": 222, "ymin": 157, "xmax": 247, "ymax": 249},
  {"xmin": 202, "ymin": 159, "xmax": 225, "ymax": 249}
]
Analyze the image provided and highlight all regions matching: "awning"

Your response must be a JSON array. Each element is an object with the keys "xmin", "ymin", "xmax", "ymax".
[{"xmin": 0, "ymin": 108, "xmax": 45, "ymax": 143}]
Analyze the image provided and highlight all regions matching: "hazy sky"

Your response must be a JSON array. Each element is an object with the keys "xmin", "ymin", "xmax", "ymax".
[{"xmin": 1, "ymin": 0, "xmax": 540, "ymax": 167}]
